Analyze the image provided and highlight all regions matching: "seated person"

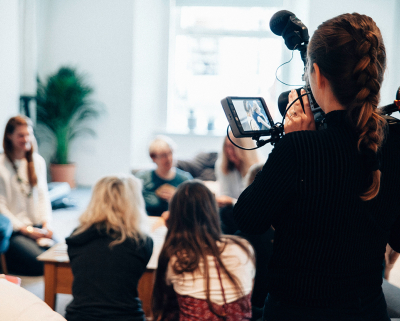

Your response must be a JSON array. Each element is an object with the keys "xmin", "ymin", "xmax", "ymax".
[
  {"xmin": 0, "ymin": 116, "xmax": 54, "ymax": 276},
  {"xmin": 152, "ymin": 180, "xmax": 255, "ymax": 320},
  {"xmin": 215, "ymin": 135, "xmax": 260, "ymax": 234},
  {"xmin": 136, "ymin": 135, "xmax": 192, "ymax": 217},
  {"xmin": 65, "ymin": 174, "xmax": 153, "ymax": 321},
  {"xmin": 0, "ymin": 275, "xmax": 66, "ymax": 320}
]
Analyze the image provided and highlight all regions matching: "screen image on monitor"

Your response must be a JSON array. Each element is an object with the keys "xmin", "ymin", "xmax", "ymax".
[{"xmin": 231, "ymin": 98, "xmax": 272, "ymax": 132}]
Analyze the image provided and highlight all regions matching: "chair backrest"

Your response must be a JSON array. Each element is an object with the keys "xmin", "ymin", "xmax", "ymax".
[{"xmin": 0, "ymin": 254, "xmax": 8, "ymax": 274}]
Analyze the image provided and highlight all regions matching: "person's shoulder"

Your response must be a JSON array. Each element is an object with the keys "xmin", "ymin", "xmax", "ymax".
[
  {"xmin": 277, "ymin": 129, "xmax": 329, "ymax": 153},
  {"xmin": 141, "ymin": 234, "xmax": 154, "ymax": 257},
  {"xmin": 223, "ymin": 235, "xmax": 252, "ymax": 247},
  {"xmin": 66, "ymin": 225, "xmax": 104, "ymax": 247},
  {"xmin": 124, "ymin": 234, "xmax": 154, "ymax": 260},
  {"xmin": 32, "ymin": 152, "xmax": 47, "ymax": 166},
  {"xmin": 135, "ymin": 169, "xmax": 154, "ymax": 181},
  {"xmin": 283, "ymin": 129, "xmax": 322, "ymax": 141},
  {"xmin": 140, "ymin": 233, "xmax": 154, "ymax": 250},
  {"xmin": 221, "ymin": 236, "xmax": 253, "ymax": 256},
  {"xmin": 175, "ymin": 168, "xmax": 193, "ymax": 180},
  {"xmin": 0, "ymin": 153, "xmax": 7, "ymax": 165},
  {"xmin": 0, "ymin": 154, "xmax": 10, "ymax": 177},
  {"xmin": 220, "ymin": 237, "xmax": 255, "ymax": 266}
]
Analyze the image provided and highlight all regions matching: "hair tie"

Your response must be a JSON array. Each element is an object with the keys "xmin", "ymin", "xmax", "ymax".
[{"xmin": 361, "ymin": 148, "xmax": 380, "ymax": 172}]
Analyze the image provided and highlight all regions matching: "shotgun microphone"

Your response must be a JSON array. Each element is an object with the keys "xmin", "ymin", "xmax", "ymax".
[{"xmin": 269, "ymin": 10, "xmax": 309, "ymax": 56}]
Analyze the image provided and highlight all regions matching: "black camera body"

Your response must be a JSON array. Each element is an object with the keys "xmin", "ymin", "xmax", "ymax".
[{"xmin": 277, "ymin": 85, "xmax": 325, "ymax": 126}]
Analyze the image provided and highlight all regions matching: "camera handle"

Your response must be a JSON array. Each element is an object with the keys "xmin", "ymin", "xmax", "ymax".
[{"xmin": 226, "ymin": 123, "xmax": 284, "ymax": 151}]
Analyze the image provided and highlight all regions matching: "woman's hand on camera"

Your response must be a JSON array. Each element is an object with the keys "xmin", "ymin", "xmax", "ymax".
[{"xmin": 284, "ymin": 89, "xmax": 316, "ymax": 134}]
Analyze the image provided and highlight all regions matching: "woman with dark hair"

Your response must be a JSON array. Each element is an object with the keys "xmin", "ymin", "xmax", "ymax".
[
  {"xmin": 152, "ymin": 180, "xmax": 255, "ymax": 321},
  {"xmin": 234, "ymin": 13, "xmax": 400, "ymax": 320},
  {"xmin": 0, "ymin": 115, "xmax": 53, "ymax": 275}
]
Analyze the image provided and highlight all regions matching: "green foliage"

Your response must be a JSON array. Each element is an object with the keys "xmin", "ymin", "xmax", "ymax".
[{"xmin": 36, "ymin": 67, "xmax": 100, "ymax": 164}]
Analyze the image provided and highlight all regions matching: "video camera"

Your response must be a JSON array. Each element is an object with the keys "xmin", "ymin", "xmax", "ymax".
[{"xmin": 221, "ymin": 10, "xmax": 400, "ymax": 148}]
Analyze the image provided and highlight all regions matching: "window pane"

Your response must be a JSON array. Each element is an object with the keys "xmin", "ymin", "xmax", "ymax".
[
  {"xmin": 180, "ymin": 7, "xmax": 279, "ymax": 32},
  {"xmin": 168, "ymin": 6, "xmax": 285, "ymax": 134}
]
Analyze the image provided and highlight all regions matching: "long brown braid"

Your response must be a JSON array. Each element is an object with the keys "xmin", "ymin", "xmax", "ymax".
[{"xmin": 308, "ymin": 13, "xmax": 386, "ymax": 200}]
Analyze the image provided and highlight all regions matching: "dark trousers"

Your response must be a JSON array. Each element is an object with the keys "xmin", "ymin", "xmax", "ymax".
[
  {"xmin": 5, "ymin": 224, "xmax": 52, "ymax": 276},
  {"xmin": 263, "ymin": 291, "xmax": 390, "ymax": 321},
  {"xmin": 5, "ymin": 233, "xmax": 45, "ymax": 276}
]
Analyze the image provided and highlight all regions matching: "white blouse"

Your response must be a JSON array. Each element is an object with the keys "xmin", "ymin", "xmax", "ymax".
[
  {"xmin": 0, "ymin": 153, "xmax": 52, "ymax": 231},
  {"xmin": 215, "ymin": 157, "xmax": 245, "ymax": 199},
  {"xmin": 166, "ymin": 239, "xmax": 255, "ymax": 305}
]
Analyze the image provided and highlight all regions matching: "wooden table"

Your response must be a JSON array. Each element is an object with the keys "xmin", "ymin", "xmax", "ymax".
[{"xmin": 37, "ymin": 217, "xmax": 167, "ymax": 318}]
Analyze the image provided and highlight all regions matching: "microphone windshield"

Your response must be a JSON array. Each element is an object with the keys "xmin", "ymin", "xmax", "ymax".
[{"xmin": 270, "ymin": 10, "xmax": 295, "ymax": 36}]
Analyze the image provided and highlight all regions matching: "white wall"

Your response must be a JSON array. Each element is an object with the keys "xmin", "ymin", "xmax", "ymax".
[
  {"xmin": 13, "ymin": 0, "xmax": 399, "ymax": 185},
  {"xmin": 36, "ymin": 0, "xmax": 134, "ymax": 185},
  {"xmin": 33, "ymin": 0, "xmax": 227, "ymax": 184},
  {"xmin": 0, "ymin": 0, "xmax": 20, "ymax": 137},
  {"xmin": 131, "ymin": 0, "xmax": 170, "ymax": 168}
]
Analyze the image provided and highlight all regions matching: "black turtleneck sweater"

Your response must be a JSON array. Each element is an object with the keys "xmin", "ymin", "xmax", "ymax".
[{"xmin": 233, "ymin": 110, "xmax": 400, "ymax": 307}]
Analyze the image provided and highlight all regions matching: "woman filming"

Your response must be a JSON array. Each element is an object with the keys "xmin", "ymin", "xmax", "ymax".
[{"xmin": 234, "ymin": 13, "xmax": 400, "ymax": 321}]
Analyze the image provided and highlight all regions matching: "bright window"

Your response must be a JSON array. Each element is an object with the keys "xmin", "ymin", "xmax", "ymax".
[{"xmin": 167, "ymin": 5, "xmax": 288, "ymax": 134}]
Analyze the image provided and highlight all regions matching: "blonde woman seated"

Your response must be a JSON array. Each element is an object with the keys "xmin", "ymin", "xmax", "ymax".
[
  {"xmin": 65, "ymin": 175, "xmax": 153, "ymax": 321},
  {"xmin": 152, "ymin": 180, "xmax": 255, "ymax": 321},
  {"xmin": 215, "ymin": 135, "xmax": 260, "ymax": 207},
  {"xmin": 215, "ymin": 135, "xmax": 260, "ymax": 234}
]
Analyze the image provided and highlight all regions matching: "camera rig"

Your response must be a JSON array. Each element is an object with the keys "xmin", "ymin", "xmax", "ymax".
[{"xmin": 225, "ymin": 10, "xmax": 400, "ymax": 151}]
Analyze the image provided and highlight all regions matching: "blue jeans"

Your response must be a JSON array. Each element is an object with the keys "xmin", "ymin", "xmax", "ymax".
[
  {"xmin": 0, "ymin": 214, "xmax": 12, "ymax": 253},
  {"xmin": 263, "ymin": 291, "xmax": 390, "ymax": 321}
]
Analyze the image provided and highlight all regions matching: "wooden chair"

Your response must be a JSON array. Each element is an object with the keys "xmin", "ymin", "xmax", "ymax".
[{"xmin": 0, "ymin": 253, "xmax": 8, "ymax": 274}]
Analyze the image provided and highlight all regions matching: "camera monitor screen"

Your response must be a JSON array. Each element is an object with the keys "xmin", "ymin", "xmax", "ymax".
[{"xmin": 221, "ymin": 96, "xmax": 274, "ymax": 138}]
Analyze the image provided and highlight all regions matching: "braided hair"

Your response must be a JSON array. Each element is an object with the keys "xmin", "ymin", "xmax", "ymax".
[{"xmin": 308, "ymin": 13, "xmax": 386, "ymax": 200}]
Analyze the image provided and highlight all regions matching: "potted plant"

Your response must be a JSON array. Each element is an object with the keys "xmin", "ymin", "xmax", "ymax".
[{"xmin": 36, "ymin": 66, "xmax": 100, "ymax": 188}]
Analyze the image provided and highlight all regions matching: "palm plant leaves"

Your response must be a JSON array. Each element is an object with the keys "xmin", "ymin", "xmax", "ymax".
[{"xmin": 36, "ymin": 67, "xmax": 100, "ymax": 164}]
